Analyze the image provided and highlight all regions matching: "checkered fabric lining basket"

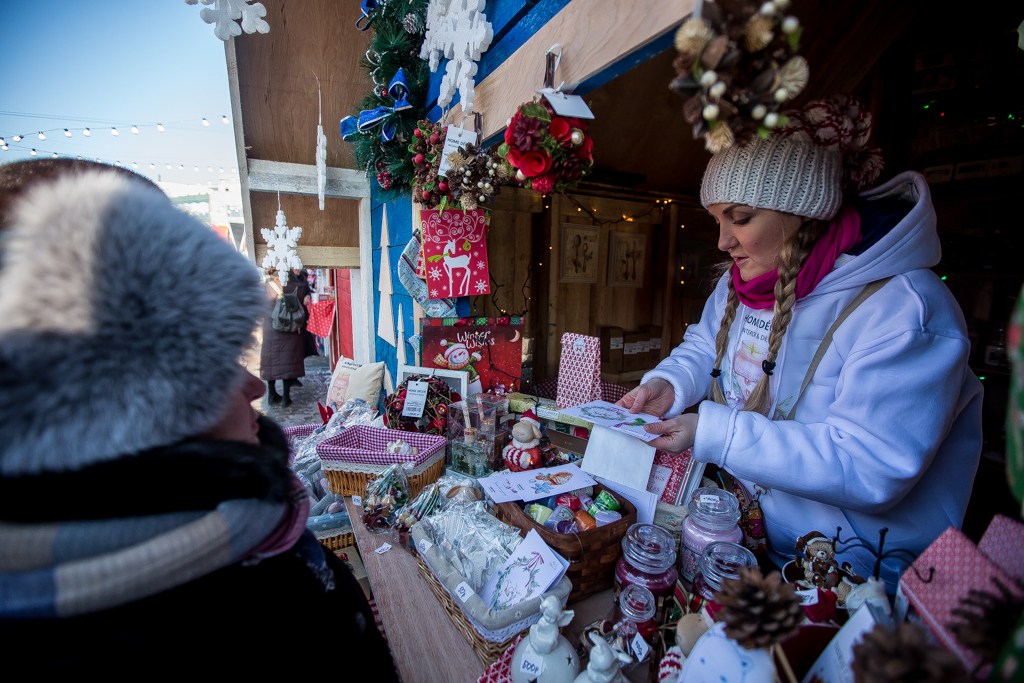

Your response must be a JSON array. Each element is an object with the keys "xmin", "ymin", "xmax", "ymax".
[
  {"xmin": 527, "ymin": 377, "xmax": 630, "ymax": 404},
  {"xmin": 316, "ymin": 425, "xmax": 446, "ymax": 467}
]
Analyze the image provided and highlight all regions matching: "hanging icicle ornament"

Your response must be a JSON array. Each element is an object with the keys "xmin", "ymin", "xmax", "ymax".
[
  {"xmin": 185, "ymin": 0, "xmax": 270, "ymax": 42},
  {"xmin": 419, "ymin": 0, "xmax": 493, "ymax": 113},
  {"xmin": 261, "ymin": 196, "xmax": 303, "ymax": 273},
  {"xmin": 315, "ymin": 75, "xmax": 328, "ymax": 210}
]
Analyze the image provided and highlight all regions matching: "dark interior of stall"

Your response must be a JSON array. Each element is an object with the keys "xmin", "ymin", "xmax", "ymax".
[{"xmin": 471, "ymin": 0, "xmax": 1023, "ymax": 541}]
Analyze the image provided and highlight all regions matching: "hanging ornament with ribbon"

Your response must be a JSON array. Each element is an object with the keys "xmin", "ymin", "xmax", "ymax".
[{"xmin": 340, "ymin": 69, "xmax": 413, "ymax": 143}]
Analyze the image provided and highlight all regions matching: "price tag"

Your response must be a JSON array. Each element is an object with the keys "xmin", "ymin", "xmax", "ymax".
[
  {"xmin": 519, "ymin": 653, "xmax": 544, "ymax": 677},
  {"xmin": 375, "ymin": 543, "xmax": 392, "ymax": 554},
  {"xmin": 651, "ymin": 338, "xmax": 662, "ymax": 350},
  {"xmin": 401, "ymin": 380, "xmax": 429, "ymax": 418},
  {"xmin": 610, "ymin": 336, "xmax": 623, "ymax": 350},
  {"xmin": 698, "ymin": 494, "xmax": 719, "ymax": 505},
  {"xmin": 352, "ymin": 495, "xmax": 362, "ymax": 507},
  {"xmin": 630, "ymin": 632, "xmax": 650, "ymax": 661},
  {"xmin": 417, "ymin": 539, "xmax": 433, "ymax": 554},
  {"xmin": 454, "ymin": 581, "xmax": 475, "ymax": 603},
  {"xmin": 543, "ymin": 91, "xmax": 595, "ymax": 119},
  {"xmin": 796, "ymin": 587, "xmax": 819, "ymax": 606},
  {"xmin": 437, "ymin": 125, "xmax": 479, "ymax": 178},
  {"xmin": 536, "ymin": 406, "xmax": 559, "ymax": 420},
  {"xmin": 573, "ymin": 338, "xmax": 587, "ymax": 354}
]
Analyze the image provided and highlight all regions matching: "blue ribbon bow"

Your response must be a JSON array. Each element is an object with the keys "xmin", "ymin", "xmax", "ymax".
[
  {"xmin": 340, "ymin": 69, "xmax": 413, "ymax": 143},
  {"xmin": 355, "ymin": 0, "xmax": 376, "ymax": 31}
]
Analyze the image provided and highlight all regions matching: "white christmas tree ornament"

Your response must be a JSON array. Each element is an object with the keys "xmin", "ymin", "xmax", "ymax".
[
  {"xmin": 419, "ymin": 0, "xmax": 493, "ymax": 113},
  {"xmin": 377, "ymin": 206, "xmax": 397, "ymax": 347},
  {"xmin": 185, "ymin": 0, "xmax": 270, "ymax": 42},
  {"xmin": 315, "ymin": 76, "xmax": 327, "ymax": 210},
  {"xmin": 261, "ymin": 204, "xmax": 303, "ymax": 273}
]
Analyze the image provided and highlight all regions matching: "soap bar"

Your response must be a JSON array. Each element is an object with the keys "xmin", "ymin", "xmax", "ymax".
[
  {"xmin": 556, "ymin": 494, "xmax": 581, "ymax": 511},
  {"xmin": 543, "ymin": 505, "xmax": 575, "ymax": 529},
  {"xmin": 526, "ymin": 503, "xmax": 553, "ymax": 524}
]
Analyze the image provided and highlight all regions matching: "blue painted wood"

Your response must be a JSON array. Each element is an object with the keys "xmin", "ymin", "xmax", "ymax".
[
  {"xmin": 370, "ymin": 187, "xmax": 416, "ymax": 380},
  {"xmin": 456, "ymin": 297, "xmax": 471, "ymax": 317}
]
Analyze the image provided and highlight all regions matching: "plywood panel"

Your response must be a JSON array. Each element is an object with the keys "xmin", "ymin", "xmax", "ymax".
[
  {"xmin": 234, "ymin": 0, "xmax": 371, "ymax": 169},
  {"xmin": 251, "ymin": 193, "xmax": 359, "ymax": 247}
]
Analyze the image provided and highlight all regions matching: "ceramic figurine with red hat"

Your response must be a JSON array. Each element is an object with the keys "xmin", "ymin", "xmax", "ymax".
[{"xmin": 503, "ymin": 409, "xmax": 543, "ymax": 472}]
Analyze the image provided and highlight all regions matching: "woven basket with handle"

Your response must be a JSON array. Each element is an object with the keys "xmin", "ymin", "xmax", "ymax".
[{"xmin": 494, "ymin": 482, "xmax": 637, "ymax": 602}]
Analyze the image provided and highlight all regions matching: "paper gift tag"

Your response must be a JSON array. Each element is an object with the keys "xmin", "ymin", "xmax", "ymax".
[
  {"xmin": 438, "ymin": 125, "xmax": 479, "ymax": 178},
  {"xmin": 420, "ymin": 209, "xmax": 490, "ymax": 299},
  {"xmin": 417, "ymin": 539, "xmax": 433, "ymax": 554},
  {"xmin": 352, "ymin": 495, "xmax": 362, "ymax": 507},
  {"xmin": 375, "ymin": 543, "xmax": 392, "ymax": 554},
  {"xmin": 796, "ymin": 588, "xmax": 819, "ymax": 606},
  {"xmin": 519, "ymin": 652, "xmax": 545, "ymax": 677},
  {"xmin": 543, "ymin": 91, "xmax": 595, "ymax": 119},
  {"xmin": 454, "ymin": 581, "xmax": 475, "ymax": 603},
  {"xmin": 631, "ymin": 632, "xmax": 650, "ymax": 661},
  {"xmin": 402, "ymin": 380, "xmax": 429, "ymax": 418}
]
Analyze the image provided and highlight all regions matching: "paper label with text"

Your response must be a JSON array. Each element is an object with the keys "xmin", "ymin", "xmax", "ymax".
[
  {"xmin": 519, "ymin": 653, "xmax": 544, "ymax": 677},
  {"xmin": 401, "ymin": 380, "xmax": 429, "ymax": 418},
  {"xmin": 454, "ymin": 581, "xmax": 475, "ymax": 603}
]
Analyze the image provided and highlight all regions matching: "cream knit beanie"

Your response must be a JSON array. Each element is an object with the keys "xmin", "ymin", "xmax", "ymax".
[{"xmin": 699, "ymin": 132, "xmax": 843, "ymax": 221}]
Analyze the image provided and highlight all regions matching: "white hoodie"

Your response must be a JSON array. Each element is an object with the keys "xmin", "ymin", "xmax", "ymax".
[{"xmin": 644, "ymin": 171, "xmax": 983, "ymax": 588}]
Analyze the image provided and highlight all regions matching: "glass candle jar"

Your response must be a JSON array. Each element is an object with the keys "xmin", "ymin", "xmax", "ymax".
[
  {"xmin": 679, "ymin": 487, "xmax": 742, "ymax": 581},
  {"xmin": 614, "ymin": 584, "xmax": 657, "ymax": 640},
  {"xmin": 692, "ymin": 541, "xmax": 758, "ymax": 600},
  {"xmin": 614, "ymin": 523, "xmax": 678, "ymax": 600}
]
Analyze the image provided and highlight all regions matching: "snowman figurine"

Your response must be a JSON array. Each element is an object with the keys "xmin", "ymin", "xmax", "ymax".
[
  {"xmin": 510, "ymin": 596, "xmax": 579, "ymax": 683},
  {"xmin": 574, "ymin": 632, "xmax": 632, "ymax": 683},
  {"xmin": 502, "ymin": 409, "xmax": 544, "ymax": 472}
]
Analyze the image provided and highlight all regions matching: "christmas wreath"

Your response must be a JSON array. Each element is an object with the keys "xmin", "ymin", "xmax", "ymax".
[
  {"xmin": 409, "ymin": 120, "xmax": 509, "ymax": 210},
  {"xmin": 340, "ymin": 0, "xmax": 430, "ymax": 197},
  {"xmin": 497, "ymin": 100, "xmax": 594, "ymax": 194},
  {"xmin": 383, "ymin": 374, "xmax": 460, "ymax": 435},
  {"xmin": 670, "ymin": 0, "xmax": 808, "ymax": 153}
]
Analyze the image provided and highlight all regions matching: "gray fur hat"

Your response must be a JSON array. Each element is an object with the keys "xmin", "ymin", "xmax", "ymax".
[{"xmin": 0, "ymin": 165, "xmax": 265, "ymax": 475}]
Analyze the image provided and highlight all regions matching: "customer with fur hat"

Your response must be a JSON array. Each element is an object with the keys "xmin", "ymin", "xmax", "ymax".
[
  {"xmin": 620, "ymin": 97, "xmax": 982, "ymax": 589},
  {"xmin": 0, "ymin": 159, "xmax": 398, "ymax": 678}
]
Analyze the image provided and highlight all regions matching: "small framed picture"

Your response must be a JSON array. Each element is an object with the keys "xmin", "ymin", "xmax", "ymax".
[
  {"xmin": 397, "ymin": 364, "xmax": 470, "ymax": 399},
  {"xmin": 559, "ymin": 223, "xmax": 599, "ymax": 284},
  {"xmin": 607, "ymin": 231, "xmax": 646, "ymax": 288}
]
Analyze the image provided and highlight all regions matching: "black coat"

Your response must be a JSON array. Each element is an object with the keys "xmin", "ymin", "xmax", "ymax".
[
  {"xmin": 0, "ymin": 419, "xmax": 399, "ymax": 678},
  {"xmin": 261, "ymin": 277, "xmax": 309, "ymax": 381}
]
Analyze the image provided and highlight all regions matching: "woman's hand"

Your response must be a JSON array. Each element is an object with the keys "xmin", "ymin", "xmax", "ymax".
[
  {"xmin": 617, "ymin": 378, "xmax": 676, "ymax": 417},
  {"xmin": 644, "ymin": 413, "xmax": 698, "ymax": 454}
]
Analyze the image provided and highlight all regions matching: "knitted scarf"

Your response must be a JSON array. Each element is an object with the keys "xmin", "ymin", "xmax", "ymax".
[{"xmin": 731, "ymin": 205, "xmax": 862, "ymax": 310}]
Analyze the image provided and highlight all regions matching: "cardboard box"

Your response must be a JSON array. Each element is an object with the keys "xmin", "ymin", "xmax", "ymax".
[
  {"xmin": 599, "ymin": 326, "xmax": 625, "ymax": 373},
  {"xmin": 623, "ymin": 331, "xmax": 645, "ymax": 371},
  {"xmin": 335, "ymin": 546, "xmax": 371, "ymax": 599},
  {"xmin": 647, "ymin": 325, "xmax": 663, "ymax": 365}
]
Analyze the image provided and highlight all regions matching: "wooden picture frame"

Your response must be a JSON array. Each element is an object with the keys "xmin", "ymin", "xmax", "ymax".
[
  {"xmin": 607, "ymin": 231, "xmax": 646, "ymax": 288},
  {"xmin": 559, "ymin": 223, "xmax": 599, "ymax": 283},
  {"xmin": 397, "ymin": 364, "xmax": 470, "ymax": 399}
]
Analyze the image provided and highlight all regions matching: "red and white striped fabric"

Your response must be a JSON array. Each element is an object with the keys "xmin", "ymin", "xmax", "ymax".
[
  {"xmin": 306, "ymin": 299, "xmax": 336, "ymax": 338},
  {"xmin": 316, "ymin": 426, "xmax": 446, "ymax": 466},
  {"xmin": 556, "ymin": 333, "xmax": 602, "ymax": 409}
]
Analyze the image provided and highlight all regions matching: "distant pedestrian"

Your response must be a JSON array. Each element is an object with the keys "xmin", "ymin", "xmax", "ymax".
[{"xmin": 261, "ymin": 268, "xmax": 311, "ymax": 407}]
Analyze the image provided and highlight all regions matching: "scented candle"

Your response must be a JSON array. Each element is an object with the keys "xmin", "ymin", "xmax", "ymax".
[
  {"xmin": 679, "ymin": 487, "xmax": 742, "ymax": 581},
  {"xmin": 614, "ymin": 523, "xmax": 678, "ymax": 599},
  {"xmin": 692, "ymin": 542, "xmax": 757, "ymax": 619},
  {"xmin": 614, "ymin": 584, "xmax": 658, "ymax": 641}
]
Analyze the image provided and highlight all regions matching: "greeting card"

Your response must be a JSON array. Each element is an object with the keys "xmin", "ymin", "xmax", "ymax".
[
  {"xmin": 480, "ymin": 530, "xmax": 568, "ymax": 612},
  {"xmin": 420, "ymin": 208, "xmax": 490, "ymax": 298},
  {"xmin": 559, "ymin": 400, "xmax": 661, "ymax": 443},
  {"xmin": 479, "ymin": 464, "xmax": 596, "ymax": 504},
  {"xmin": 421, "ymin": 317, "xmax": 523, "ymax": 395}
]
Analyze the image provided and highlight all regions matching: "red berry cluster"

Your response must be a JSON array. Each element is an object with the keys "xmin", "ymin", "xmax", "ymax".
[
  {"xmin": 409, "ymin": 120, "xmax": 451, "ymax": 207},
  {"xmin": 375, "ymin": 160, "xmax": 394, "ymax": 190}
]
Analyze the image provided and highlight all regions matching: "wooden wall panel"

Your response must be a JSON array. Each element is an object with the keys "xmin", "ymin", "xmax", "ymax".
[
  {"xmin": 251, "ymin": 193, "xmax": 359, "ymax": 247},
  {"xmin": 234, "ymin": 0, "xmax": 370, "ymax": 169}
]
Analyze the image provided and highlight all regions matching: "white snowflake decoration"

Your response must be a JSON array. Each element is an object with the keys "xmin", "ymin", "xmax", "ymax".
[
  {"xmin": 419, "ymin": 0, "xmax": 493, "ymax": 113},
  {"xmin": 261, "ymin": 209, "xmax": 302, "ymax": 273},
  {"xmin": 185, "ymin": 0, "xmax": 269, "ymax": 42},
  {"xmin": 429, "ymin": 267, "xmax": 442, "ymax": 280},
  {"xmin": 474, "ymin": 279, "xmax": 488, "ymax": 293}
]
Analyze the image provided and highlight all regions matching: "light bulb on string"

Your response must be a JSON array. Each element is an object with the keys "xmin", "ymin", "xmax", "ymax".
[
  {"xmin": 95, "ymin": 158, "xmax": 101, "ymax": 162},
  {"xmin": 1, "ymin": 145, "xmax": 8, "ymax": 151},
  {"xmin": 114, "ymin": 161, "xmax": 121, "ymax": 167},
  {"xmin": 37, "ymin": 132, "xmax": 46, "ymax": 141},
  {"xmin": 232, "ymin": 167, "xmax": 237, "ymax": 173},
  {"xmin": 77, "ymin": 156, "xmax": 82, "ymax": 160},
  {"xmin": 111, "ymin": 127, "xmax": 119, "ymax": 136},
  {"xmin": 132, "ymin": 162, "xmax": 139, "ymax": 169},
  {"xmin": 0, "ymin": 137, "xmax": 4, "ymax": 145},
  {"xmin": 12, "ymin": 135, "xmax": 22, "ymax": 142},
  {"xmin": 30, "ymin": 149, "xmax": 37, "ymax": 156},
  {"xmin": 131, "ymin": 125, "xmax": 139, "ymax": 135},
  {"xmin": 64, "ymin": 129, "xmax": 72, "ymax": 138},
  {"xmin": 157, "ymin": 124, "xmax": 165, "ymax": 132},
  {"xmin": 219, "ymin": 167, "xmax": 224, "ymax": 172},
  {"xmin": 194, "ymin": 166, "xmax": 199, "ymax": 172},
  {"xmin": 207, "ymin": 166, "xmax": 213, "ymax": 172},
  {"xmin": 150, "ymin": 163, "xmax": 155, "ymax": 169},
  {"xmin": 221, "ymin": 115, "xmax": 229, "ymax": 124},
  {"xmin": 166, "ymin": 164, "xmax": 172, "ymax": 169},
  {"xmin": 201, "ymin": 118, "xmax": 210, "ymax": 127},
  {"xmin": 82, "ymin": 128, "xmax": 91, "ymax": 137}
]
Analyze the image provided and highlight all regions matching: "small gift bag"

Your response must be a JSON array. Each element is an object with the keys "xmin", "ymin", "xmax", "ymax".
[{"xmin": 555, "ymin": 333, "xmax": 601, "ymax": 409}]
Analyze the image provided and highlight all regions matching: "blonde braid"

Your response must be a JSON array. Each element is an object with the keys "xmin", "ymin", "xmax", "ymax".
[
  {"xmin": 708, "ymin": 267, "xmax": 740, "ymax": 405},
  {"xmin": 743, "ymin": 220, "xmax": 829, "ymax": 416}
]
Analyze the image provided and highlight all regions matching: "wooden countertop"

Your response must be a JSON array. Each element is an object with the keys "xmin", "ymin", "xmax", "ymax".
[{"xmin": 346, "ymin": 497, "xmax": 484, "ymax": 683}]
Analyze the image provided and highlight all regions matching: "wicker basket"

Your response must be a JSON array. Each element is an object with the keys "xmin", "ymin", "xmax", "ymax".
[
  {"xmin": 415, "ymin": 554, "xmax": 522, "ymax": 667},
  {"xmin": 317, "ymin": 530, "xmax": 356, "ymax": 551},
  {"xmin": 322, "ymin": 451, "xmax": 446, "ymax": 497},
  {"xmin": 494, "ymin": 483, "xmax": 637, "ymax": 602},
  {"xmin": 317, "ymin": 427, "xmax": 448, "ymax": 497}
]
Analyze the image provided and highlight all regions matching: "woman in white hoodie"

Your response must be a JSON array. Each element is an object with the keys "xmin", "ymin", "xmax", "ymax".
[{"xmin": 621, "ymin": 97, "xmax": 983, "ymax": 588}]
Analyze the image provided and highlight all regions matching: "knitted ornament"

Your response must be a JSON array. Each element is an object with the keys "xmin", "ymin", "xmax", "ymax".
[
  {"xmin": 713, "ymin": 567, "xmax": 802, "ymax": 650},
  {"xmin": 851, "ymin": 623, "xmax": 967, "ymax": 683},
  {"xmin": 948, "ymin": 577, "xmax": 1024, "ymax": 666}
]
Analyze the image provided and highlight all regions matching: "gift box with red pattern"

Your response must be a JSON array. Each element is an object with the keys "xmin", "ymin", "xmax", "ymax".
[{"xmin": 555, "ymin": 333, "xmax": 601, "ymax": 409}]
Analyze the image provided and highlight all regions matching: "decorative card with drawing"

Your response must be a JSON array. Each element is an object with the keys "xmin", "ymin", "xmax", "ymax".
[
  {"xmin": 559, "ymin": 400, "xmax": 661, "ymax": 443},
  {"xmin": 479, "ymin": 463, "xmax": 597, "ymax": 503},
  {"xmin": 480, "ymin": 530, "xmax": 568, "ymax": 612},
  {"xmin": 420, "ymin": 208, "xmax": 490, "ymax": 299}
]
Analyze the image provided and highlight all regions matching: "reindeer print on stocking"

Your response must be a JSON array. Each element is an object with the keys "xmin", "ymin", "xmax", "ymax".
[{"xmin": 420, "ymin": 208, "xmax": 490, "ymax": 299}]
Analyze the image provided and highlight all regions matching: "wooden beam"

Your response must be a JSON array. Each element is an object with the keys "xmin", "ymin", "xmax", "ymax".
[
  {"xmin": 225, "ymin": 38, "xmax": 257, "ymax": 265},
  {"xmin": 254, "ymin": 245, "xmax": 361, "ymax": 268},
  {"xmin": 248, "ymin": 160, "xmax": 370, "ymax": 200},
  {"xmin": 445, "ymin": 0, "xmax": 694, "ymax": 140}
]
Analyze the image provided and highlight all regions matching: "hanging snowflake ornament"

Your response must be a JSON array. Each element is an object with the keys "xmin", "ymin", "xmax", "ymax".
[
  {"xmin": 419, "ymin": 0, "xmax": 494, "ymax": 113},
  {"xmin": 261, "ymin": 208, "xmax": 303, "ymax": 273},
  {"xmin": 184, "ymin": 0, "xmax": 270, "ymax": 42}
]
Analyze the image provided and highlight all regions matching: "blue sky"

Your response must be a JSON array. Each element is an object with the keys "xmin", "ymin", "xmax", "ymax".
[{"xmin": 0, "ymin": 1, "xmax": 238, "ymax": 184}]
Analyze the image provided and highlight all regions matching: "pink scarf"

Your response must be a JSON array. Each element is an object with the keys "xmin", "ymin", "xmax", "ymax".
[{"xmin": 731, "ymin": 205, "xmax": 861, "ymax": 310}]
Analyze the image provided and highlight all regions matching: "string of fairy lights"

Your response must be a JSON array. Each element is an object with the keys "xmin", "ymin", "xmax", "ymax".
[{"xmin": 0, "ymin": 111, "xmax": 237, "ymax": 173}]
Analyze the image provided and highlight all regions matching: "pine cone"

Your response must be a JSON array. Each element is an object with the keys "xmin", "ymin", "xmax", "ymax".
[
  {"xmin": 553, "ymin": 155, "xmax": 581, "ymax": 180},
  {"xmin": 948, "ymin": 577, "xmax": 1024, "ymax": 665},
  {"xmin": 714, "ymin": 568, "xmax": 802, "ymax": 650},
  {"xmin": 402, "ymin": 12, "xmax": 422, "ymax": 34},
  {"xmin": 704, "ymin": 121, "xmax": 735, "ymax": 154},
  {"xmin": 852, "ymin": 623, "xmax": 966, "ymax": 683}
]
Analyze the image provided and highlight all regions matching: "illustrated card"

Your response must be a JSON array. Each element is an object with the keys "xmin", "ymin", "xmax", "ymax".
[
  {"xmin": 480, "ymin": 529, "xmax": 568, "ymax": 612},
  {"xmin": 559, "ymin": 400, "xmax": 661, "ymax": 443},
  {"xmin": 479, "ymin": 464, "xmax": 596, "ymax": 504}
]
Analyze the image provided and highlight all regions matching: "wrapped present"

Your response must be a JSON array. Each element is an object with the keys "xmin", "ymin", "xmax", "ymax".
[
  {"xmin": 977, "ymin": 514, "xmax": 1024, "ymax": 582},
  {"xmin": 555, "ymin": 333, "xmax": 601, "ymax": 409},
  {"xmin": 421, "ymin": 317, "xmax": 524, "ymax": 396},
  {"xmin": 306, "ymin": 299, "xmax": 336, "ymax": 337}
]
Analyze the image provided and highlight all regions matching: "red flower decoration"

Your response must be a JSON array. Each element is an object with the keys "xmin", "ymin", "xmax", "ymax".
[
  {"xmin": 519, "ymin": 150, "xmax": 552, "ymax": 177},
  {"xmin": 504, "ymin": 118, "xmax": 518, "ymax": 145},
  {"xmin": 577, "ymin": 135, "xmax": 594, "ymax": 162},
  {"xmin": 549, "ymin": 117, "xmax": 571, "ymax": 143},
  {"xmin": 530, "ymin": 174, "xmax": 555, "ymax": 194},
  {"xmin": 507, "ymin": 147, "xmax": 523, "ymax": 168}
]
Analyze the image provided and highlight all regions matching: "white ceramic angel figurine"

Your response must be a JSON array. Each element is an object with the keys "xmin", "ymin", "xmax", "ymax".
[
  {"xmin": 573, "ymin": 632, "xmax": 632, "ymax": 683},
  {"xmin": 532, "ymin": 596, "xmax": 574, "ymax": 653},
  {"xmin": 510, "ymin": 596, "xmax": 580, "ymax": 683}
]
